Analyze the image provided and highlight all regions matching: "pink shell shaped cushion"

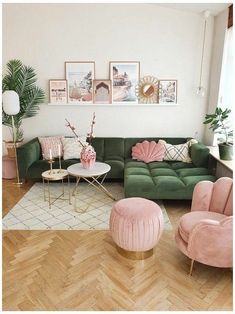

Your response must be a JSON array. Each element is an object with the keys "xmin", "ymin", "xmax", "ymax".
[{"xmin": 132, "ymin": 140, "xmax": 165, "ymax": 163}]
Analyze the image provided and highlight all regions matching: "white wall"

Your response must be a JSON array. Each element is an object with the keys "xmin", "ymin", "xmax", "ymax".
[
  {"xmin": 3, "ymin": 3, "xmax": 214, "ymax": 143},
  {"xmin": 203, "ymin": 9, "xmax": 227, "ymax": 145}
]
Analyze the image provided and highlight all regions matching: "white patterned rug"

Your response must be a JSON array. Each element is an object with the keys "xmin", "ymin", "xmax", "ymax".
[{"xmin": 3, "ymin": 182, "xmax": 172, "ymax": 231}]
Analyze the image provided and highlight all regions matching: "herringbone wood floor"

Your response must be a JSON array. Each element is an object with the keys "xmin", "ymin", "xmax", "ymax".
[{"xmin": 2, "ymin": 180, "xmax": 233, "ymax": 311}]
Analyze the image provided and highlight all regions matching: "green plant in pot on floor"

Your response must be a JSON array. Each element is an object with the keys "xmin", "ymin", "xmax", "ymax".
[
  {"xmin": 204, "ymin": 107, "xmax": 233, "ymax": 160},
  {"xmin": 2, "ymin": 59, "xmax": 45, "ymax": 156}
]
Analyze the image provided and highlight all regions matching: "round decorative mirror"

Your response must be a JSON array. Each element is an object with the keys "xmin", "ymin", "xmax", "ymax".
[{"xmin": 136, "ymin": 76, "xmax": 159, "ymax": 103}]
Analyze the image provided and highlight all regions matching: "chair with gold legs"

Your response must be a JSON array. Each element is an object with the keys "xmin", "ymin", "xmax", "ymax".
[{"xmin": 175, "ymin": 177, "xmax": 233, "ymax": 276}]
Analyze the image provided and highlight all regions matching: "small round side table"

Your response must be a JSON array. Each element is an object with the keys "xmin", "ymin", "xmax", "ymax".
[{"xmin": 42, "ymin": 169, "xmax": 71, "ymax": 209}]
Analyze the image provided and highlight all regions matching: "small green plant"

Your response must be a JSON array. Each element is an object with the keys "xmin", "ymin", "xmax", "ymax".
[
  {"xmin": 203, "ymin": 107, "xmax": 233, "ymax": 145},
  {"xmin": 2, "ymin": 59, "xmax": 45, "ymax": 141}
]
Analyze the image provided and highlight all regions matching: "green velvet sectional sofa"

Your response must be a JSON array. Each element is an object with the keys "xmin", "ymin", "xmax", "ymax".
[{"xmin": 17, "ymin": 137, "xmax": 216, "ymax": 200}]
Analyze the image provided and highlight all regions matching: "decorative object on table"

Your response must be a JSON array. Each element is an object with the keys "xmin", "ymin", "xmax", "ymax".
[
  {"xmin": 38, "ymin": 136, "xmax": 64, "ymax": 160},
  {"xmin": 132, "ymin": 140, "xmax": 165, "ymax": 163},
  {"xmin": 65, "ymin": 112, "xmax": 96, "ymax": 169},
  {"xmin": 175, "ymin": 177, "xmax": 233, "ymax": 276},
  {"xmin": 158, "ymin": 139, "xmax": 198, "ymax": 163},
  {"xmin": 93, "ymin": 79, "xmax": 112, "ymax": 104},
  {"xmin": 42, "ymin": 169, "xmax": 70, "ymax": 209},
  {"xmin": 203, "ymin": 107, "xmax": 233, "ymax": 160},
  {"xmin": 48, "ymin": 159, "xmax": 55, "ymax": 175},
  {"xmin": 110, "ymin": 197, "xmax": 164, "ymax": 260},
  {"xmin": 196, "ymin": 10, "xmax": 210, "ymax": 97},
  {"xmin": 49, "ymin": 79, "xmax": 67, "ymax": 103},
  {"xmin": 2, "ymin": 59, "xmax": 45, "ymax": 142},
  {"xmin": 2, "ymin": 155, "xmax": 17, "ymax": 179},
  {"xmin": 2, "ymin": 90, "xmax": 22, "ymax": 186},
  {"xmin": 65, "ymin": 61, "xmax": 95, "ymax": 103},
  {"xmin": 158, "ymin": 80, "xmax": 177, "ymax": 104},
  {"xmin": 109, "ymin": 61, "xmax": 140, "ymax": 104},
  {"xmin": 135, "ymin": 76, "xmax": 159, "ymax": 103},
  {"xmin": 80, "ymin": 145, "xmax": 96, "ymax": 169}
]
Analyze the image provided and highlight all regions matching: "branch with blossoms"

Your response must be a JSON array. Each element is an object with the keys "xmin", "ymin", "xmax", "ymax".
[
  {"xmin": 87, "ymin": 112, "xmax": 96, "ymax": 144},
  {"xmin": 65, "ymin": 112, "xmax": 96, "ymax": 146},
  {"xmin": 65, "ymin": 119, "xmax": 86, "ymax": 147}
]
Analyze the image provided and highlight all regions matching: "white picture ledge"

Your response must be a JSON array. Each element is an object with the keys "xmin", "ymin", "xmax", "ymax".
[{"xmin": 47, "ymin": 103, "xmax": 178, "ymax": 107}]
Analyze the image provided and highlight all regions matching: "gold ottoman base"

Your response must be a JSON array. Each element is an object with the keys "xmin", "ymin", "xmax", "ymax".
[{"xmin": 116, "ymin": 245, "xmax": 153, "ymax": 260}]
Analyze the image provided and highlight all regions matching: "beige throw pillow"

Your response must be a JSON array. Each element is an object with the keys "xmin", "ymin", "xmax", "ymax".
[
  {"xmin": 62, "ymin": 137, "xmax": 87, "ymax": 160},
  {"xmin": 159, "ymin": 139, "xmax": 198, "ymax": 163}
]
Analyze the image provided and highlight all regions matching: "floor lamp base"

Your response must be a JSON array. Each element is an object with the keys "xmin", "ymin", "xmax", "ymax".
[{"xmin": 12, "ymin": 182, "xmax": 23, "ymax": 187}]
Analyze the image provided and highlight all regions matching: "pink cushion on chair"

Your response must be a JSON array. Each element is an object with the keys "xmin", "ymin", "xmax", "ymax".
[
  {"xmin": 179, "ymin": 211, "xmax": 226, "ymax": 243},
  {"xmin": 132, "ymin": 140, "xmax": 165, "ymax": 163},
  {"xmin": 110, "ymin": 197, "xmax": 164, "ymax": 251}
]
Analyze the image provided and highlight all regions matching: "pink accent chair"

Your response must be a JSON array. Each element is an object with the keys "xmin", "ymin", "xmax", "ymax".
[{"xmin": 175, "ymin": 177, "xmax": 233, "ymax": 275}]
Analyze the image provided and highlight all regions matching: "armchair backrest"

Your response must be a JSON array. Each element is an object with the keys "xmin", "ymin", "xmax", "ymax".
[{"xmin": 191, "ymin": 177, "xmax": 233, "ymax": 216}]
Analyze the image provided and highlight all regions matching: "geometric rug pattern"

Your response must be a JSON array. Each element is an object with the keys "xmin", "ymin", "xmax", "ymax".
[{"xmin": 2, "ymin": 182, "xmax": 172, "ymax": 230}]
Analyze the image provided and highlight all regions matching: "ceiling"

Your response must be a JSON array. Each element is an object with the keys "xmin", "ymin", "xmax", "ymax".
[{"xmin": 157, "ymin": 3, "xmax": 230, "ymax": 16}]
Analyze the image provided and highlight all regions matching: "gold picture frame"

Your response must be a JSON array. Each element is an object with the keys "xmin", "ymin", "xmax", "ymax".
[
  {"xmin": 93, "ymin": 79, "xmax": 112, "ymax": 104},
  {"xmin": 158, "ymin": 79, "xmax": 177, "ymax": 104},
  {"xmin": 65, "ymin": 61, "xmax": 95, "ymax": 103},
  {"xmin": 109, "ymin": 61, "xmax": 140, "ymax": 104},
  {"xmin": 49, "ymin": 79, "xmax": 68, "ymax": 104}
]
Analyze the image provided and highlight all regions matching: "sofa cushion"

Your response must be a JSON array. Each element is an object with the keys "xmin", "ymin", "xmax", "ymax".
[
  {"xmin": 125, "ymin": 161, "xmax": 149, "ymax": 169},
  {"xmin": 132, "ymin": 140, "xmax": 165, "ymax": 163},
  {"xmin": 104, "ymin": 160, "xmax": 124, "ymax": 179},
  {"xmin": 179, "ymin": 211, "xmax": 226, "ymax": 242},
  {"xmin": 62, "ymin": 137, "xmax": 86, "ymax": 160},
  {"xmin": 104, "ymin": 138, "xmax": 124, "ymax": 161},
  {"xmin": 159, "ymin": 140, "xmax": 192, "ymax": 163},
  {"xmin": 38, "ymin": 136, "xmax": 63, "ymax": 159},
  {"xmin": 151, "ymin": 168, "xmax": 178, "ymax": 177},
  {"xmin": 148, "ymin": 161, "xmax": 171, "ymax": 169},
  {"xmin": 124, "ymin": 137, "xmax": 188, "ymax": 159},
  {"xmin": 169, "ymin": 162, "xmax": 194, "ymax": 170},
  {"xmin": 176, "ymin": 168, "xmax": 210, "ymax": 177}
]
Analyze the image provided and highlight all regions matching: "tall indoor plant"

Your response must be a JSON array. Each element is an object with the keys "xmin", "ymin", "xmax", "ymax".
[
  {"xmin": 2, "ymin": 59, "xmax": 45, "ymax": 148},
  {"xmin": 203, "ymin": 107, "xmax": 233, "ymax": 160}
]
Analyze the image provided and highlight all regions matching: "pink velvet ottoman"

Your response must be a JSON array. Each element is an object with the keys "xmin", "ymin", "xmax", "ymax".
[{"xmin": 110, "ymin": 197, "xmax": 164, "ymax": 260}]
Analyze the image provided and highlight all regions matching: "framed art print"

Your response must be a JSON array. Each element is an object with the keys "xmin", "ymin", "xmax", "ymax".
[
  {"xmin": 65, "ymin": 61, "xmax": 95, "ymax": 103},
  {"xmin": 93, "ymin": 79, "xmax": 112, "ymax": 104},
  {"xmin": 158, "ymin": 80, "xmax": 177, "ymax": 104},
  {"xmin": 109, "ymin": 61, "xmax": 140, "ymax": 104},
  {"xmin": 49, "ymin": 80, "xmax": 67, "ymax": 104}
]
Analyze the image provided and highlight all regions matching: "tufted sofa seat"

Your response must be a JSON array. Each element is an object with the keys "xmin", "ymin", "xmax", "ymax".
[
  {"xmin": 17, "ymin": 137, "xmax": 216, "ymax": 200},
  {"xmin": 125, "ymin": 160, "xmax": 215, "ymax": 199}
]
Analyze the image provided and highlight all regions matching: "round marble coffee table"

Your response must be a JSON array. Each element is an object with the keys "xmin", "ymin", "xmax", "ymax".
[{"xmin": 67, "ymin": 162, "xmax": 116, "ymax": 212}]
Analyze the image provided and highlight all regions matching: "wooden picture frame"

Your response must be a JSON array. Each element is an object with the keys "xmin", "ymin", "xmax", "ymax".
[
  {"xmin": 93, "ymin": 79, "xmax": 112, "ymax": 104},
  {"xmin": 65, "ymin": 61, "xmax": 95, "ymax": 103},
  {"xmin": 158, "ymin": 80, "xmax": 177, "ymax": 104},
  {"xmin": 49, "ymin": 79, "xmax": 68, "ymax": 104},
  {"xmin": 109, "ymin": 61, "xmax": 140, "ymax": 104}
]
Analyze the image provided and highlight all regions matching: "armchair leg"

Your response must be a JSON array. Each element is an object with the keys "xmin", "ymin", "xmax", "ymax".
[{"xmin": 189, "ymin": 259, "xmax": 194, "ymax": 276}]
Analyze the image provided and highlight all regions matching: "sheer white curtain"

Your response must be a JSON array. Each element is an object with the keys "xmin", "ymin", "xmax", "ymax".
[
  {"xmin": 218, "ymin": 26, "xmax": 234, "ymax": 111},
  {"xmin": 214, "ymin": 26, "xmax": 234, "ymax": 144}
]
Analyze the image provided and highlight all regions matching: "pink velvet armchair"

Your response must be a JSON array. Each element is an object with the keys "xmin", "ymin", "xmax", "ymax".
[{"xmin": 175, "ymin": 177, "xmax": 233, "ymax": 275}]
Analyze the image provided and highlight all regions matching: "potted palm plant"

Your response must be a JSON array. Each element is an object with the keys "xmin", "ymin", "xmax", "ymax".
[
  {"xmin": 2, "ymin": 59, "xmax": 45, "ymax": 157},
  {"xmin": 203, "ymin": 107, "xmax": 233, "ymax": 160}
]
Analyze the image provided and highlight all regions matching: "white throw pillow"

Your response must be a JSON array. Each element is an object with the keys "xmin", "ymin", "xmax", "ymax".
[
  {"xmin": 62, "ymin": 137, "xmax": 87, "ymax": 160},
  {"xmin": 158, "ymin": 139, "xmax": 198, "ymax": 163}
]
